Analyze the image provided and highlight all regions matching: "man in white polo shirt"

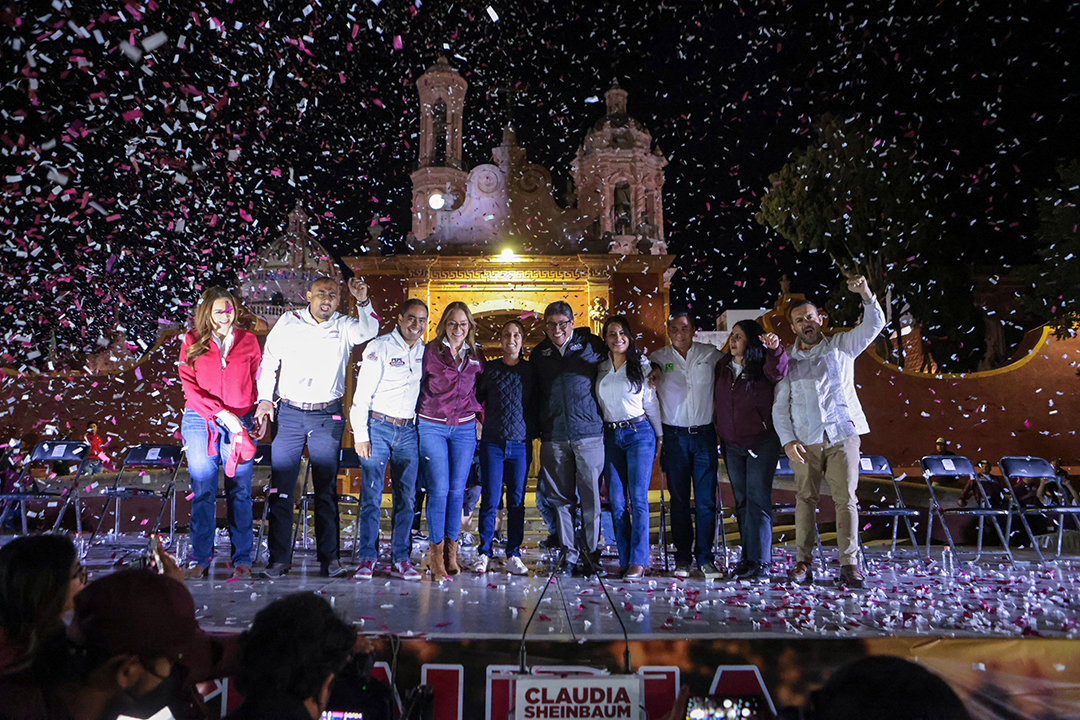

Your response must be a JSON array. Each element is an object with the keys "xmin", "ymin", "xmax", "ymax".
[
  {"xmin": 254, "ymin": 276, "xmax": 379, "ymax": 578},
  {"xmin": 349, "ymin": 298, "xmax": 429, "ymax": 580},
  {"xmin": 648, "ymin": 311, "xmax": 723, "ymax": 579}
]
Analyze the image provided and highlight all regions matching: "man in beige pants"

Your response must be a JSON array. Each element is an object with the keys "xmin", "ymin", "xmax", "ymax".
[{"xmin": 772, "ymin": 275, "xmax": 885, "ymax": 588}]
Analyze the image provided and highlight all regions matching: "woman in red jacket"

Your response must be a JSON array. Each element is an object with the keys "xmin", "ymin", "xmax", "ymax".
[
  {"xmin": 714, "ymin": 320, "xmax": 788, "ymax": 581},
  {"xmin": 178, "ymin": 287, "xmax": 261, "ymax": 579}
]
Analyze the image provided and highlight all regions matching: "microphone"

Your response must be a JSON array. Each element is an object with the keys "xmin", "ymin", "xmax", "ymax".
[
  {"xmin": 519, "ymin": 547, "xmax": 568, "ymax": 674},
  {"xmin": 581, "ymin": 551, "xmax": 631, "ymax": 675}
]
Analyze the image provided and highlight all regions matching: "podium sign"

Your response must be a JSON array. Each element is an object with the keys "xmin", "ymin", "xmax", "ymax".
[{"xmin": 515, "ymin": 676, "xmax": 640, "ymax": 720}]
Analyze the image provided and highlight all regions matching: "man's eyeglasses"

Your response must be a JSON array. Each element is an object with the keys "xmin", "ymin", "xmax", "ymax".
[{"xmin": 545, "ymin": 320, "xmax": 572, "ymax": 331}]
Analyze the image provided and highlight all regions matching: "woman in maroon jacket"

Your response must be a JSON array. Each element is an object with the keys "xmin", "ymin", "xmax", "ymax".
[
  {"xmin": 714, "ymin": 320, "xmax": 788, "ymax": 581},
  {"xmin": 178, "ymin": 287, "xmax": 261, "ymax": 579},
  {"xmin": 417, "ymin": 301, "xmax": 484, "ymax": 580}
]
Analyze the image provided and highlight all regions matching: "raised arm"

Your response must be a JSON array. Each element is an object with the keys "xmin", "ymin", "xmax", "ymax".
[
  {"xmin": 761, "ymin": 333, "xmax": 789, "ymax": 384},
  {"xmin": 835, "ymin": 276, "xmax": 886, "ymax": 357}
]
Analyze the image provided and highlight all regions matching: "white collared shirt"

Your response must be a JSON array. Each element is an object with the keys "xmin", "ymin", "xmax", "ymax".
[
  {"xmin": 256, "ymin": 307, "xmax": 379, "ymax": 406},
  {"xmin": 442, "ymin": 337, "xmax": 468, "ymax": 370},
  {"xmin": 595, "ymin": 356, "xmax": 663, "ymax": 435},
  {"xmin": 772, "ymin": 297, "xmax": 886, "ymax": 447},
  {"xmin": 648, "ymin": 342, "xmax": 723, "ymax": 427},
  {"xmin": 350, "ymin": 329, "xmax": 426, "ymax": 443},
  {"xmin": 211, "ymin": 328, "xmax": 235, "ymax": 363}
]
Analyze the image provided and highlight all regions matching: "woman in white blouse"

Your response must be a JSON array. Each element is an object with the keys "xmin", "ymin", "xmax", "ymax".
[{"xmin": 595, "ymin": 315, "xmax": 663, "ymax": 579}]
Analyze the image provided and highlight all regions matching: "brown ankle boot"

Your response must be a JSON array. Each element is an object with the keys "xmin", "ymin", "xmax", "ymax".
[
  {"xmin": 428, "ymin": 541, "xmax": 447, "ymax": 581},
  {"xmin": 445, "ymin": 539, "xmax": 461, "ymax": 576}
]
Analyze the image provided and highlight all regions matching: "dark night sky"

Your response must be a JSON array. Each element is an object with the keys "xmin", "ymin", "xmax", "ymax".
[{"xmin": 1, "ymin": 0, "xmax": 1077, "ymax": 370}]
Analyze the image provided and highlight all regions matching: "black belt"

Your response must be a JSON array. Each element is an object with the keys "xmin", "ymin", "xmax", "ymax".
[
  {"xmin": 605, "ymin": 414, "xmax": 648, "ymax": 430},
  {"xmin": 663, "ymin": 423, "xmax": 713, "ymax": 435},
  {"xmin": 370, "ymin": 411, "xmax": 415, "ymax": 427},
  {"xmin": 281, "ymin": 398, "xmax": 340, "ymax": 412}
]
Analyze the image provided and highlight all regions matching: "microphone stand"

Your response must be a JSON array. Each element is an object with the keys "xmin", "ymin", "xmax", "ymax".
[
  {"xmin": 519, "ymin": 547, "xmax": 568, "ymax": 674},
  {"xmin": 582, "ymin": 551, "xmax": 632, "ymax": 675}
]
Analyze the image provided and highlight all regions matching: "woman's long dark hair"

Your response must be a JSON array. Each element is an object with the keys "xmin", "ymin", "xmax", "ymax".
[
  {"xmin": 732, "ymin": 319, "xmax": 768, "ymax": 384},
  {"xmin": 601, "ymin": 315, "xmax": 645, "ymax": 393},
  {"xmin": 0, "ymin": 535, "xmax": 76, "ymax": 656}
]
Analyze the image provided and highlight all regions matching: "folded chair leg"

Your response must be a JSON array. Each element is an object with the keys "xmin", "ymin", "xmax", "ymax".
[
  {"xmin": 902, "ymin": 517, "xmax": 924, "ymax": 563},
  {"xmin": 989, "ymin": 516, "xmax": 1015, "ymax": 567}
]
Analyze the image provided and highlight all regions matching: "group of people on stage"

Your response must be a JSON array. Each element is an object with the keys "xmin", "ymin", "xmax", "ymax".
[{"xmin": 177, "ymin": 270, "xmax": 884, "ymax": 587}]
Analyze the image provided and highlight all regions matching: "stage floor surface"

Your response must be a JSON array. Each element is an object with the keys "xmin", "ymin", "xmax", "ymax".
[{"xmin": 78, "ymin": 534, "xmax": 1080, "ymax": 641}]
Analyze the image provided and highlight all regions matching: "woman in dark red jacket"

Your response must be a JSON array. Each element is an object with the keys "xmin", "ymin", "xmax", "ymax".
[
  {"xmin": 417, "ymin": 301, "xmax": 484, "ymax": 580},
  {"xmin": 178, "ymin": 287, "xmax": 261, "ymax": 579},
  {"xmin": 714, "ymin": 320, "xmax": 788, "ymax": 581}
]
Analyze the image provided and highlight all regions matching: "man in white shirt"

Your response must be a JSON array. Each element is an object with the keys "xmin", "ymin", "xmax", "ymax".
[
  {"xmin": 254, "ymin": 276, "xmax": 379, "ymax": 578},
  {"xmin": 648, "ymin": 312, "xmax": 723, "ymax": 579},
  {"xmin": 349, "ymin": 299, "xmax": 429, "ymax": 581},
  {"xmin": 772, "ymin": 275, "xmax": 885, "ymax": 588}
]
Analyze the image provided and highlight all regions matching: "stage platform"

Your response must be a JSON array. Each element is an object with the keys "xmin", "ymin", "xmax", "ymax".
[{"xmin": 79, "ymin": 533, "xmax": 1080, "ymax": 641}]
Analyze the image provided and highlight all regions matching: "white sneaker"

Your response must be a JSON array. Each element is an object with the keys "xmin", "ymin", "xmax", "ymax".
[
  {"xmin": 472, "ymin": 554, "xmax": 490, "ymax": 574},
  {"xmin": 505, "ymin": 556, "xmax": 528, "ymax": 575}
]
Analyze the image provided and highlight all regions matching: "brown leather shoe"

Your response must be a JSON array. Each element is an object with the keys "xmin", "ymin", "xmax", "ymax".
[
  {"xmin": 428, "ymin": 541, "xmax": 447, "ymax": 581},
  {"xmin": 838, "ymin": 564, "xmax": 865, "ymax": 589},
  {"xmin": 231, "ymin": 564, "xmax": 252, "ymax": 580},
  {"xmin": 787, "ymin": 561, "xmax": 813, "ymax": 585},
  {"xmin": 184, "ymin": 564, "xmax": 209, "ymax": 580},
  {"xmin": 624, "ymin": 565, "xmax": 645, "ymax": 580},
  {"xmin": 445, "ymin": 539, "xmax": 461, "ymax": 576}
]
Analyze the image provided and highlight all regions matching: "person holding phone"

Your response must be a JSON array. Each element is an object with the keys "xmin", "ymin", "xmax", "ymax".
[
  {"xmin": 178, "ymin": 286, "xmax": 262, "ymax": 580},
  {"xmin": 595, "ymin": 315, "xmax": 662, "ymax": 580}
]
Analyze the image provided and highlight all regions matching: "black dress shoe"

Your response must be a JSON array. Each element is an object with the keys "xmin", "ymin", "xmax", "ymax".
[
  {"xmin": 258, "ymin": 562, "xmax": 291, "ymax": 578},
  {"xmin": 554, "ymin": 561, "xmax": 574, "ymax": 578},
  {"xmin": 321, "ymin": 559, "xmax": 350, "ymax": 578},
  {"xmin": 540, "ymin": 533, "xmax": 561, "ymax": 549},
  {"xmin": 737, "ymin": 562, "xmax": 770, "ymax": 581},
  {"xmin": 727, "ymin": 559, "xmax": 753, "ymax": 579}
]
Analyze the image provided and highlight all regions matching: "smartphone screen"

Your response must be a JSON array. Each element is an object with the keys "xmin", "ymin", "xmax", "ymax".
[
  {"xmin": 319, "ymin": 713, "xmax": 363, "ymax": 720},
  {"xmin": 687, "ymin": 695, "xmax": 761, "ymax": 720}
]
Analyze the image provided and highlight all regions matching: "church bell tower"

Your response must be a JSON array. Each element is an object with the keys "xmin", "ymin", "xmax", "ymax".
[{"xmin": 411, "ymin": 57, "xmax": 469, "ymax": 241}]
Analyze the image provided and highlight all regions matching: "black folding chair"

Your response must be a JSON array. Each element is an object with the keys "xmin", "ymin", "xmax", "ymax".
[
  {"xmin": 338, "ymin": 447, "xmax": 364, "ymax": 561},
  {"xmin": 657, "ymin": 468, "xmax": 670, "ymax": 572},
  {"xmin": 855, "ymin": 454, "xmax": 924, "ymax": 567},
  {"xmin": 921, "ymin": 455, "xmax": 1014, "ymax": 566},
  {"xmin": 252, "ymin": 444, "xmax": 275, "ymax": 565},
  {"xmin": 999, "ymin": 456, "xmax": 1080, "ymax": 561},
  {"xmin": 771, "ymin": 455, "xmax": 826, "ymax": 570},
  {"xmin": 89, "ymin": 444, "xmax": 185, "ymax": 547},
  {"xmin": 0, "ymin": 440, "xmax": 90, "ymax": 534}
]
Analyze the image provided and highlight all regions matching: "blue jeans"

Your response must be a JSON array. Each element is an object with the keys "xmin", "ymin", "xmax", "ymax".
[
  {"xmin": 181, "ymin": 409, "xmax": 254, "ymax": 567},
  {"xmin": 267, "ymin": 403, "xmax": 346, "ymax": 565},
  {"xmin": 661, "ymin": 424, "xmax": 719, "ymax": 566},
  {"xmin": 605, "ymin": 419, "xmax": 656, "ymax": 568},
  {"xmin": 724, "ymin": 434, "xmax": 781, "ymax": 565},
  {"xmin": 358, "ymin": 418, "xmax": 419, "ymax": 563},
  {"xmin": 419, "ymin": 420, "xmax": 477, "ymax": 544},
  {"xmin": 478, "ymin": 440, "xmax": 528, "ymax": 557}
]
